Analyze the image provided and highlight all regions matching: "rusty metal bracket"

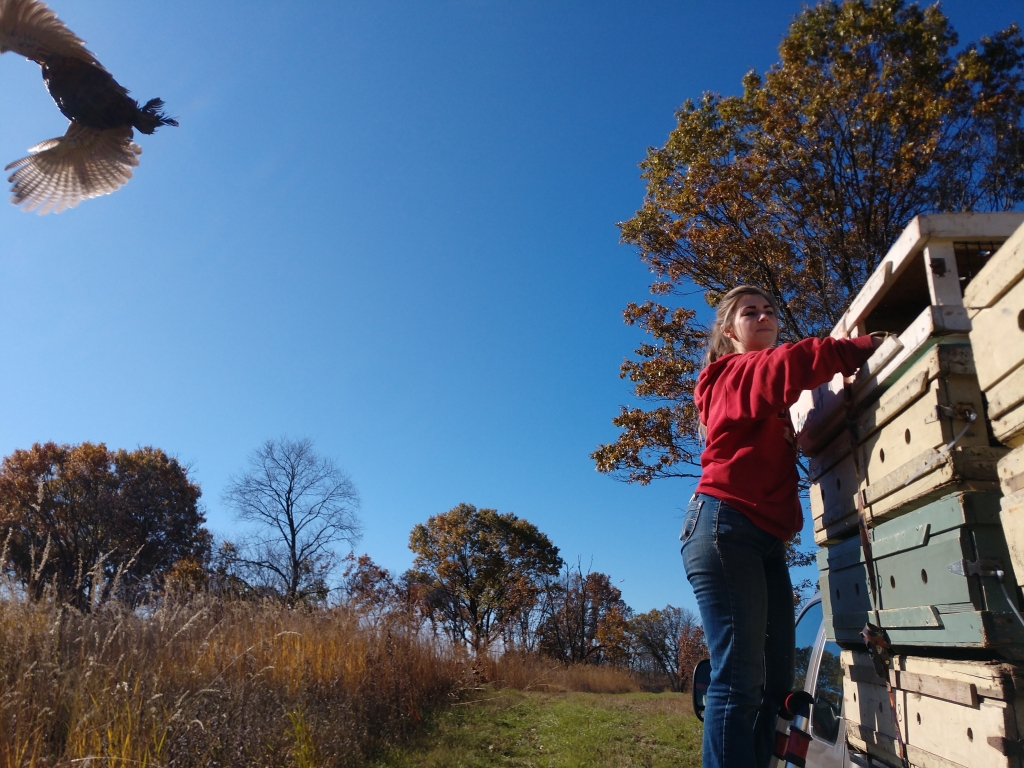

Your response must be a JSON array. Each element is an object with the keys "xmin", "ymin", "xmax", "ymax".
[
  {"xmin": 924, "ymin": 403, "xmax": 976, "ymax": 424},
  {"xmin": 948, "ymin": 558, "xmax": 1004, "ymax": 578}
]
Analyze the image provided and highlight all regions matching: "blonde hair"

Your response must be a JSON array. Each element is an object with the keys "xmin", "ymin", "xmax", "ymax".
[{"xmin": 703, "ymin": 285, "xmax": 781, "ymax": 368}]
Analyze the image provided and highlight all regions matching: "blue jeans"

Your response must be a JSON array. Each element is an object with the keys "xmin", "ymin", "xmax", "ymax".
[{"xmin": 681, "ymin": 493, "xmax": 795, "ymax": 768}]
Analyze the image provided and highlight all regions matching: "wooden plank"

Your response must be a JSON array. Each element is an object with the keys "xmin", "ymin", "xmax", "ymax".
[
  {"xmin": 863, "ymin": 446, "xmax": 1005, "ymax": 519},
  {"xmin": 931, "ymin": 302, "xmax": 972, "ymax": 334},
  {"xmin": 999, "ymin": 447, "xmax": 1024, "ymax": 495},
  {"xmin": 890, "ymin": 670, "xmax": 979, "ymax": 708},
  {"xmin": 925, "ymin": 242, "xmax": 964, "ymax": 307},
  {"xmin": 833, "ymin": 217, "xmax": 926, "ymax": 337},
  {"xmin": 858, "ymin": 370, "xmax": 931, "ymax": 439},
  {"xmin": 901, "ymin": 695, "xmax": 1019, "ymax": 768},
  {"xmin": 793, "ymin": 371, "xmax": 848, "ymax": 453},
  {"xmin": 993, "ymin": 404, "xmax": 1024, "ymax": 449},
  {"xmin": 810, "ymin": 449, "xmax": 861, "ymax": 529},
  {"xmin": 852, "ymin": 332, "xmax": 906, "ymax": 394},
  {"xmin": 865, "ymin": 313, "xmax": 970, "ymax": 402},
  {"xmin": 809, "ymin": 425, "xmax": 854, "ymax": 480},
  {"xmin": 849, "ymin": 650, "xmax": 1017, "ymax": 701},
  {"xmin": 875, "ymin": 605, "xmax": 942, "ymax": 628},
  {"xmin": 843, "ymin": 260, "xmax": 895, "ymax": 338},
  {"xmin": 969, "ymin": 270, "xmax": 1024, "ymax": 391},
  {"xmin": 964, "ymin": 220, "xmax": 1024, "ymax": 310},
  {"xmin": 917, "ymin": 212, "xmax": 1024, "ymax": 241},
  {"xmin": 1000, "ymin": 491, "xmax": 1024, "ymax": 595},
  {"xmin": 846, "ymin": 721, "xmax": 903, "ymax": 767},
  {"xmin": 989, "ymin": 364, "xmax": 1024, "ymax": 421},
  {"xmin": 906, "ymin": 744, "xmax": 976, "ymax": 768},
  {"xmin": 812, "ymin": 510, "xmax": 858, "ymax": 546}
]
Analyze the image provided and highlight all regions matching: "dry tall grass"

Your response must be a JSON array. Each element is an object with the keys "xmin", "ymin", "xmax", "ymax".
[
  {"xmin": 0, "ymin": 594, "xmax": 464, "ymax": 767},
  {"xmin": 482, "ymin": 652, "xmax": 641, "ymax": 694}
]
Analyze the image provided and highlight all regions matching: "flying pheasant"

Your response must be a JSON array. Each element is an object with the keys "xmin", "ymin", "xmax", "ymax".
[{"xmin": 0, "ymin": 0, "xmax": 177, "ymax": 213}]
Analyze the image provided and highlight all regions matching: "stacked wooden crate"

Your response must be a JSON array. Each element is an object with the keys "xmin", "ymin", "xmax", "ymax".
[
  {"xmin": 791, "ymin": 213, "xmax": 1024, "ymax": 768},
  {"xmin": 964, "ymin": 225, "xmax": 1024, "ymax": 612},
  {"xmin": 841, "ymin": 649, "xmax": 1024, "ymax": 768}
]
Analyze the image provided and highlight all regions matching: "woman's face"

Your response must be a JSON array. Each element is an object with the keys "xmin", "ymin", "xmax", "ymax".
[{"xmin": 725, "ymin": 294, "xmax": 778, "ymax": 354}]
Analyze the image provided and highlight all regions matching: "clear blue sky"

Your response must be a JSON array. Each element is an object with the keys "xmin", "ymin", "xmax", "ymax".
[{"xmin": 0, "ymin": 0, "xmax": 1019, "ymax": 616}]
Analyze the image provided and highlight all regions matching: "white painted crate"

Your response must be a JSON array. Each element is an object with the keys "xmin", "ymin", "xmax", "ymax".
[
  {"xmin": 792, "ymin": 212, "xmax": 1024, "ymax": 456},
  {"xmin": 965, "ymin": 222, "xmax": 1024, "ymax": 448}
]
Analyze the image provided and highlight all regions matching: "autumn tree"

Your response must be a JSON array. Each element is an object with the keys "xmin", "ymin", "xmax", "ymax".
[
  {"xmin": 593, "ymin": 0, "xmax": 1024, "ymax": 485},
  {"xmin": 536, "ymin": 562, "xmax": 633, "ymax": 665},
  {"xmin": 0, "ymin": 442, "xmax": 209, "ymax": 609},
  {"xmin": 222, "ymin": 437, "xmax": 361, "ymax": 607},
  {"xmin": 629, "ymin": 605, "xmax": 699, "ymax": 691},
  {"xmin": 408, "ymin": 503, "xmax": 562, "ymax": 654},
  {"xmin": 678, "ymin": 622, "xmax": 709, "ymax": 692}
]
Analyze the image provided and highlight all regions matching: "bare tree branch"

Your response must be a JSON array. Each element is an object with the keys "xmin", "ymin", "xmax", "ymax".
[{"xmin": 221, "ymin": 437, "xmax": 361, "ymax": 607}]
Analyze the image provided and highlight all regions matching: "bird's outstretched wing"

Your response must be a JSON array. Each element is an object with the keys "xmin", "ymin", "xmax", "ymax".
[
  {"xmin": 0, "ymin": 0, "xmax": 101, "ymax": 66},
  {"xmin": 6, "ymin": 123, "xmax": 141, "ymax": 214}
]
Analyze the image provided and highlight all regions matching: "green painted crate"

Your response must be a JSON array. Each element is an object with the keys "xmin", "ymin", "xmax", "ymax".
[{"xmin": 818, "ymin": 491, "xmax": 1024, "ymax": 659}]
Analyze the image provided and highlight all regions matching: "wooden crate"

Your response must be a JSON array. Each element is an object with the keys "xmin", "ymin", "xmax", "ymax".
[
  {"xmin": 842, "ymin": 649, "xmax": 1024, "ymax": 768},
  {"xmin": 792, "ymin": 212, "xmax": 1024, "ymax": 455},
  {"xmin": 1002, "ymin": 491, "xmax": 1024, "ymax": 596},
  {"xmin": 818, "ymin": 491, "xmax": 1024, "ymax": 657},
  {"xmin": 809, "ymin": 343, "xmax": 1000, "ymax": 544},
  {"xmin": 964, "ymin": 223, "xmax": 1024, "ymax": 448}
]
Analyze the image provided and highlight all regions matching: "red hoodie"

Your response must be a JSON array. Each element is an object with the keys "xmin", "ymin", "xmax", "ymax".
[{"xmin": 693, "ymin": 335, "xmax": 876, "ymax": 541}]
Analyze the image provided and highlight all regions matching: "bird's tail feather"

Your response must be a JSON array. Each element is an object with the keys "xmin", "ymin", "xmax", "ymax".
[{"xmin": 134, "ymin": 98, "xmax": 179, "ymax": 134}]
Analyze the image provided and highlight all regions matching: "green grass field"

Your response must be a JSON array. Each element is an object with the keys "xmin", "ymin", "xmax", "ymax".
[{"xmin": 372, "ymin": 690, "xmax": 704, "ymax": 768}]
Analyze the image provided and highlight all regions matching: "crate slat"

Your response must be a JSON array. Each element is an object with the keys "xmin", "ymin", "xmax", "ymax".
[{"xmin": 818, "ymin": 492, "xmax": 1024, "ymax": 655}]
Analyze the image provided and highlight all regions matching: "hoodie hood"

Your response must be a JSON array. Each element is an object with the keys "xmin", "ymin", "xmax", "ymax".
[{"xmin": 694, "ymin": 353, "xmax": 737, "ymax": 426}]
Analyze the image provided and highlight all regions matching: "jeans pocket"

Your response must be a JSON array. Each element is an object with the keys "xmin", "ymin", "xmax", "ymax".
[{"xmin": 679, "ymin": 499, "xmax": 704, "ymax": 543}]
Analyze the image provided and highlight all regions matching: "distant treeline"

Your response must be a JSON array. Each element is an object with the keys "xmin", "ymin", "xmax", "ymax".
[{"xmin": 0, "ymin": 440, "xmax": 707, "ymax": 692}]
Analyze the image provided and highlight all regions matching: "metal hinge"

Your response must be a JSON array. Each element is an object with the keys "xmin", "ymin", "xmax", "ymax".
[
  {"xmin": 949, "ymin": 558, "xmax": 1003, "ymax": 578},
  {"xmin": 924, "ymin": 403, "xmax": 976, "ymax": 424}
]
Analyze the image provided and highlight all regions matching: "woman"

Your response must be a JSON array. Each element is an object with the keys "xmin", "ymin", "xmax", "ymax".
[{"xmin": 681, "ymin": 286, "xmax": 878, "ymax": 768}]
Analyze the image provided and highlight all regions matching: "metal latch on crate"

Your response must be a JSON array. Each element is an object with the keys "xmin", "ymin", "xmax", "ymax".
[
  {"xmin": 948, "ymin": 558, "xmax": 1003, "ymax": 578},
  {"xmin": 924, "ymin": 403, "xmax": 976, "ymax": 424}
]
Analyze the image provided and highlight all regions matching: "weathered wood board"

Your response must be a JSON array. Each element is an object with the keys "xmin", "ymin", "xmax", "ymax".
[
  {"xmin": 964, "ymin": 218, "xmax": 1024, "ymax": 314},
  {"xmin": 994, "ymin": 406, "xmax": 1024, "ymax": 449},
  {"xmin": 808, "ymin": 344, "xmax": 998, "ymax": 544},
  {"xmin": 1001, "ymin": 491, "xmax": 1024, "ymax": 596},
  {"xmin": 842, "ymin": 649, "xmax": 1024, "ymax": 768},
  {"xmin": 819, "ymin": 492, "xmax": 1024, "ymax": 656},
  {"xmin": 963, "ymin": 220, "xmax": 1024, "ymax": 450},
  {"xmin": 968, "ymin": 263, "xmax": 1024, "ymax": 394},
  {"xmin": 989, "ymin": 366, "xmax": 1024, "ymax": 426},
  {"xmin": 1001, "ymin": 446, "xmax": 1024, "ymax": 497}
]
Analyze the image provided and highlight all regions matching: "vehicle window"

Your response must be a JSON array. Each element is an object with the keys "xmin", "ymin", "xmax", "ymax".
[
  {"xmin": 811, "ymin": 640, "xmax": 844, "ymax": 745},
  {"xmin": 793, "ymin": 600, "xmax": 822, "ymax": 692}
]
